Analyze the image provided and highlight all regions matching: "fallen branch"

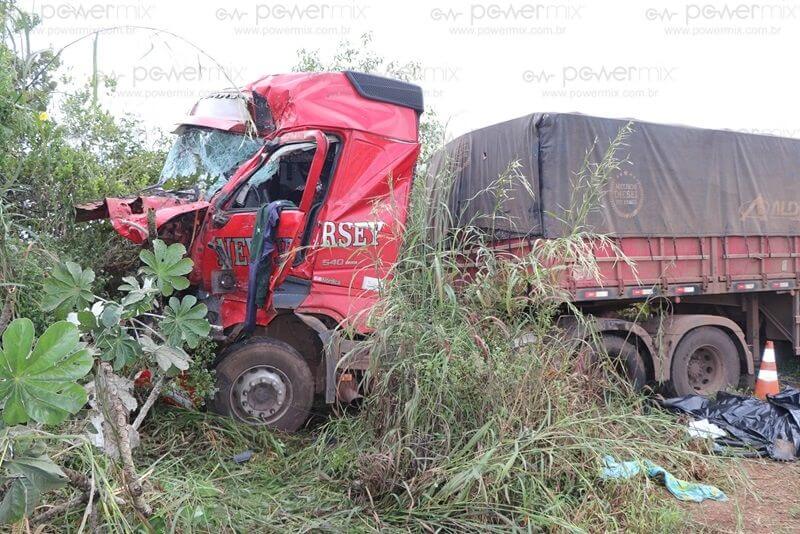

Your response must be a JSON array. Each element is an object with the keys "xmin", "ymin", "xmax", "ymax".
[
  {"xmin": 132, "ymin": 374, "xmax": 165, "ymax": 431},
  {"xmin": 96, "ymin": 362, "xmax": 152, "ymax": 517},
  {"xmin": 0, "ymin": 287, "xmax": 16, "ymax": 334},
  {"xmin": 61, "ymin": 467, "xmax": 91, "ymax": 493},
  {"xmin": 30, "ymin": 492, "xmax": 89, "ymax": 525}
]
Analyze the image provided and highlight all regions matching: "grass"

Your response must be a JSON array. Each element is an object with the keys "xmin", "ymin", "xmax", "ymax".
[
  {"xmin": 33, "ymin": 125, "xmax": 743, "ymax": 532},
  {"xmin": 36, "ymin": 401, "xmax": 733, "ymax": 533},
  {"xmin": 37, "ymin": 406, "xmax": 709, "ymax": 533},
  {"xmin": 777, "ymin": 348, "xmax": 800, "ymax": 389}
]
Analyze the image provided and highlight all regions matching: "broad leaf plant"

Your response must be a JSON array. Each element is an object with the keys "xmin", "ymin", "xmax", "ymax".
[{"xmin": 0, "ymin": 240, "xmax": 211, "ymax": 524}]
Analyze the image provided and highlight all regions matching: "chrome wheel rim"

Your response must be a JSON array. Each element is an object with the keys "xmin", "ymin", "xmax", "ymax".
[{"xmin": 230, "ymin": 365, "xmax": 293, "ymax": 424}]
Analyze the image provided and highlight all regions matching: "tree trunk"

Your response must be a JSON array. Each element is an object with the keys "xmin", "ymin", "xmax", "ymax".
[{"xmin": 95, "ymin": 362, "xmax": 152, "ymax": 517}]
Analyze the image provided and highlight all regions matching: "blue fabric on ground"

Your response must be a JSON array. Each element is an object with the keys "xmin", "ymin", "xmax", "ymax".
[{"xmin": 601, "ymin": 455, "xmax": 727, "ymax": 503}]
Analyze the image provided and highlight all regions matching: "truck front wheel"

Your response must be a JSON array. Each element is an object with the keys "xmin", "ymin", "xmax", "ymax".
[
  {"xmin": 211, "ymin": 338, "xmax": 314, "ymax": 432},
  {"xmin": 670, "ymin": 327, "xmax": 740, "ymax": 396}
]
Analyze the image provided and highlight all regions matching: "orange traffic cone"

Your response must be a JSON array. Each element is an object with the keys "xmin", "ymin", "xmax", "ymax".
[{"xmin": 754, "ymin": 341, "xmax": 780, "ymax": 399}]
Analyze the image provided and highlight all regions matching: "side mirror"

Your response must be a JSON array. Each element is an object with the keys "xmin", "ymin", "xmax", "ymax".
[{"xmin": 211, "ymin": 211, "xmax": 230, "ymax": 228}]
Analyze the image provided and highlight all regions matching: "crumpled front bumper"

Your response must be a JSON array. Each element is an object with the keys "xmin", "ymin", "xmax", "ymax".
[{"xmin": 75, "ymin": 195, "xmax": 208, "ymax": 244}]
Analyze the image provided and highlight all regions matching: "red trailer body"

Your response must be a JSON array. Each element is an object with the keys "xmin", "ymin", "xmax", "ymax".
[{"xmin": 570, "ymin": 235, "xmax": 800, "ymax": 299}]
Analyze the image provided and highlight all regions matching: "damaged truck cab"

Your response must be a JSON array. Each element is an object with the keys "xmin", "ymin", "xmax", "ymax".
[{"xmin": 78, "ymin": 72, "xmax": 423, "ymax": 431}]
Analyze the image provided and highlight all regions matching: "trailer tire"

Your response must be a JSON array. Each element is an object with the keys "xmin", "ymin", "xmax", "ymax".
[
  {"xmin": 596, "ymin": 335, "xmax": 647, "ymax": 392},
  {"xmin": 670, "ymin": 327, "xmax": 740, "ymax": 396},
  {"xmin": 211, "ymin": 338, "xmax": 314, "ymax": 432}
]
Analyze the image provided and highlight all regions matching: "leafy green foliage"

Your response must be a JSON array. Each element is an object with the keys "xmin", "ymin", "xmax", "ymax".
[
  {"xmin": 0, "ymin": 471, "xmax": 35, "ymax": 525},
  {"xmin": 0, "ymin": 440, "xmax": 67, "ymax": 525},
  {"xmin": 0, "ymin": 318, "xmax": 93, "ymax": 425},
  {"xmin": 180, "ymin": 338, "xmax": 218, "ymax": 405},
  {"xmin": 99, "ymin": 302, "xmax": 123, "ymax": 328},
  {"xmin": 0, "ymin": 0, "xmax": 164, "ymax": 332},
  {"xmin": 119, "ymin": 275, "xmax": 158, "ymax": 315},
  {"xmin": 140, "ymin": 336, "xmax": 190, "ymax": 374},
  {"xmin": 97, "ymin": 329, "xmax": 141, "ymax": 370},
  {"xmin": 0, "ymin": 242, "xmax": 207, "ymax": 523},
  {"xmin": 40, "ymin": 243, "xmax": 204, "ymax": 377},
  {"xmin": 0, "ymin": 2, "xmax": 215, "ymax": 526},
  {"xmin": 161, "ymin": 295, "xmax": 210, "ymax": 349},
  {"xmin": 139, "ymin": 240, "xmax": 192, "ymax": 296},
  {"xmin": 41, "ymin": 261, "xmax": 95, "ymax": 318},
  {"xmin": 76, "ymin": 309, "xmax": 99, "ymax": 333}
]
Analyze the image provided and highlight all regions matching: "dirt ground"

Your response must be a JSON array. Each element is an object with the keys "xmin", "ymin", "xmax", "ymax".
[
  {"xmin": 686, "ymin": 460, "xmax": 800, "ymax": 533},
  {"xmin": 685, "ymin": 353, "xmax": 800, "ymax": 533}
]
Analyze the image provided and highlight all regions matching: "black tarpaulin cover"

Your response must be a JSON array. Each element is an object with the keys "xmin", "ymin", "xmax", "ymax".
[
  {"xmin": 662, "ymin": 389, "xmax": 800, "ymax": 460},
  {"xmin": 428, "ymin": 113, "xmax": 800, "ymax": 238}
]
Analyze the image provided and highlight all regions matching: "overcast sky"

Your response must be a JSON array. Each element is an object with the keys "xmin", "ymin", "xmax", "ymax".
[{"xmin": 23, "ymin": 0, "xmax": 800, "ymax": 141}]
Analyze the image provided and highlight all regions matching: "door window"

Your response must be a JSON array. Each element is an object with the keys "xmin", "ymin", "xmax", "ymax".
[{"xmin": 229, "ymin": 142, "xmax": 319, "ymax": 209}]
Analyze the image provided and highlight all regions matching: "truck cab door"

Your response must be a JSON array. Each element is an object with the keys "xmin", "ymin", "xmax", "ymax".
[
  {"xmin": 267, "ymin": 131, "xmax": 329, "ymax": 294},
  {"xmin": 201, "ymin": 131, "xmax": 329, "ymax": 321}
]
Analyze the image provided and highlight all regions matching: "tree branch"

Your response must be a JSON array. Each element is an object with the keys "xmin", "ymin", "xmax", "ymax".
[
  {"xmin": 61, "ymin": 467, "xmax": 91, "ymax": 492},
  {"xmin": 30, "ymin": 492, "xmax": 89, "ymax": 525},
  {"xmin": 96, "ymin": 362, "xmax": 152, "ymax": 517},
  {"xmin": 132, "ymin": 374, "xmax": 165, "ymax": 431},
  {"xmin": 0, "ymin": 287, "xmax": 16, "ymax": 334}
]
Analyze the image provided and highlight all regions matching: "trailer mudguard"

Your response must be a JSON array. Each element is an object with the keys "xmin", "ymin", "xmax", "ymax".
[{"xmin": 643, "ymin": 314, "xmax": 755, "ymax": 381}]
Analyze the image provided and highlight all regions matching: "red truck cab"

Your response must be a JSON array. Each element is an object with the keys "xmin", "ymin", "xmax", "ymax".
[{"xmin": 78, "ymin": 72, "xmax": 423, "ymax": 430}]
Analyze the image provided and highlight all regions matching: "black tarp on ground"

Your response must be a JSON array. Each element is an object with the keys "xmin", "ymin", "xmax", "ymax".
[
  {"xmin": 428, "ymin": 113, "xmax": 800, "ymax": 238},
  {"xmin": 662, "ymin": 389, "xmax": 800, "ymax": 460}
]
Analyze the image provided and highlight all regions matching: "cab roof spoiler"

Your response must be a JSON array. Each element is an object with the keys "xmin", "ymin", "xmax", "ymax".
[{"xmin": 344, "ymin": 71, "xmax": 424, "ymax": 114}]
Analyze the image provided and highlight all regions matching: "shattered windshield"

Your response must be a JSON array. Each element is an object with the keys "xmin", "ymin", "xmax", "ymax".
[{"xmin": 158, "ymin": 127, "xmax": 263, "ymax": 199}]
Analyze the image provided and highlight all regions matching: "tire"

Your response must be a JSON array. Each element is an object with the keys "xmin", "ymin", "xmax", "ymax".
[
  {"xmin": 670, "ymin": 327, "xmax": 741, "ymax": 396},
  {"xmin": 596, "ymin": 335, "xmax": 648, "ymax": 391},
  {"xmin": 211, "ymin": 337, "xmax": 314, "ymax": 432}
]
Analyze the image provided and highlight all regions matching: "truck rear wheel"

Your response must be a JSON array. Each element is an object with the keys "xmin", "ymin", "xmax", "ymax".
[
  {"xmin": 211, "ymin": 338, "xmax": 314, "ymax": 432},
  {"xmin": 670, "ymin": 327, "xmax": 740, "ymax": 396},
  {"xmin": 596, "ymin": 335, "xmax": 647, "ymax": 391}
]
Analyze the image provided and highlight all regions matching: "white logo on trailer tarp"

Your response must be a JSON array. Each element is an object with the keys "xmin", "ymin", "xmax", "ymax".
[
  {"xmin": 740, "ymin": 195, "xmax": 800, "ymax": 221},
  {"xmin": 320, "ymin": 221, "xmax": 386, "ymax": 247},
  {"xmin": 609, "ymin": 170, "xmax": 643, "ymax": 219}
]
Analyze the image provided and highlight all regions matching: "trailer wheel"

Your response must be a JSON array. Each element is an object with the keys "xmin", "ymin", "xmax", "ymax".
[
  {"xmin": 211, "ymin": 338, "xmax": 314, "ymax": 432},
  {"xmin": 670, "ymin": 327, "xmax": 740, "ymax": 396},
  {"xmin": 596, "ymin": 335, "xmax": 647, "ymax": 391}
]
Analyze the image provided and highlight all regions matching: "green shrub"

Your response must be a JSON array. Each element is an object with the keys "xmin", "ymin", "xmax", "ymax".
[{"xmin": 0, "ymin": 2, "xmax": 164, "ymax": 329}]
